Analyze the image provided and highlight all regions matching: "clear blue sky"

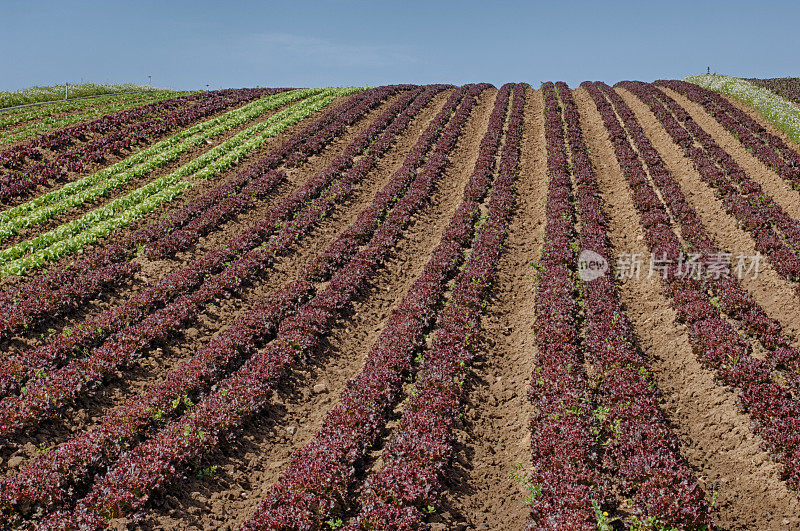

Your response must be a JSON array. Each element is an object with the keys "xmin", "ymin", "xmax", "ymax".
[{"xmin": 2, "ymin": 0, "xmax": 798, "ymax": 90}]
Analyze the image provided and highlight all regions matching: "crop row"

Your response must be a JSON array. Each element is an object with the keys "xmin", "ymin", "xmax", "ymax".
[
  {"xmin": 0, "ymin": 88, "xmax": 246, "ymax": 167},
  {"xmin": 0, "ymin": 170, "xmax": 285, "ymax": 351},
  {"xmin": 346, "ymin": 83, "xmax": 525, "ymax": 531},
  {"xmin": 640, "ymin": 81, "xmax": 800, "ymax": 251},
  {"xmin": 0, "ymin": 88, "xmax": 274, "ymax": 201},
  {"xmin": 585, "ymin": 80, "xmax": 800, "ymax": 500},
  {"xmin": 555, "ymin": 82, "xmax": 711, "ymax": 527},
  {"xmin": 1, "ymin": 280, "xmax": 311, "ymax": 524},
  {"xmin": 0, "ymin": 86, "xmax": 402, "ymax": 402},
  {"xmin": 0, "ymin": 89, "xmax": 354, "ymax": 276},
  {"xmin": 0, "ymin": 91, "xmax": 161, "ymax": 125},
  {"xmin": 595, "ymin": 82, "xmax": 800, "ymax": 390},
  {"xmin": 0, "ymin": 88, "xmax": 317, "ymax": 248},
  {"xmin": 0, "ymin": 86, "xmax": 406, "ymax": 347},
  {"xmin": 245, "ymin": 83, "xmax": 514, "ymax": 529},
  {"xmin": 0, "ymin": 91, "xmax": 191, "ymax": 146},
  {"xmin": 0, "ymin": 85, "xmax": 436, "ymax": 522},
  {"xmin": 618, "ymin": 81, "xmax": 800, "ymax": 283},
  {"xmin": 0, "ymin": 166, "xmax": 274, "ymax": 345},
  {"xmin": 40, "ymin": 84, "xmax": 482, "ymax": 525},
  {"xmin": 0, "ymin": 169, "xmax": 285, "ymax": 395},
  {"xmin": 0, "ymin": 88, "xmax": 221, "ymax": 181},
  {"xmin": 0, "ymin": 90, "xmax": 162, "ymax": 123},
  {"xmin": 657, "ymin": 79, "xmax": 800, "ymax": 187},
  {"xmin": 0, "ymin": 83, "xmax": 159, "ymax": 109},
  {"xmin": 526, "ymin": 82, "xmax": 604, "ymax": 528},
  {"xmin": 0, "ymin": 89, "xmax": 203, "ymax": 158}
]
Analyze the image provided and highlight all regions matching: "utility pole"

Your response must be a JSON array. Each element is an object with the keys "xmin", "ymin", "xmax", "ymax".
[
  {"xmin": 147, "ymin": 75, "xmax": 152, "ymax": 92},
  {"xmin": 65, "ymin": 82, "xmax": 69, "ymax": 100},
  {"xmin": 707, "ymin": 66, "xmax": 711, "ymax": 75}
]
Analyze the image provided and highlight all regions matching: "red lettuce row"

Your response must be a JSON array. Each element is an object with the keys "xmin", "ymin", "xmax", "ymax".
[
  {"xmin": 0, "ymin": 86, "xmax": 440, "ymax": 523},
  {"xmin": 594, "ymin": 82, "xmax": 800, "ymax": 390},
  {"xmin": 143, "ymin": 169, "xmax": 285, "ymax": 259},
  {"xmin": 242, "ymin": 83, "xmax": 514, "ymax": 530},
  {"xmin": 0, "ymin": 166, "xmax": 283, "ymax": 385},
  {"xmin": 0, "ymin": 281, "xmax": 311, "ymax": 525},
  {"xmin": 0, "ymin": 86, "xmax": 406, "ymax": 352},
  {"xmin": 617, "ymin": 81, "xmax": 800, "ymax": 282},
  {"xmin": 346, "ymin": 83, "xmax": 525, "ymax": 531},
  {"xmin": 657, "ymin": 79, "xmax": 800, "ymax": 187},
  {"xmin": 0, "ymin": 168, "xmax": 287, "ymax": 394},
  {"xmin": 556, "ymin": 82, "xmax": 711, "ymax": 527},
  {"xmin": 0, "ymin": 90, "xmax": 223, "ymax": 169},
  {"xmin": 584, "ymin": 80, "xmax": 800, "ymax": 501},
  {"xmin": 45, "ymin": 84, "xmax": 487, "ymax": 525},
  {"xmin": 0, "ymin": 86, "xmax": 432, "ymax": 439},
  {"xmin": 0, "ymin": 89, "xmax": 278, "ymax": 201},
  {"xmin": 523, "ymin": 83, "xmax": 607, "ymax": 529}
]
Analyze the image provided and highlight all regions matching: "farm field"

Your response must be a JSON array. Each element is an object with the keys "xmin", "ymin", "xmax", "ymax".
[
  {"xmin": 0, "ymin": 83, "xmax": 173, "ymax": 110},
  {"xmin": 0, "ymin": 78, "xmax": 799, "ymax": 531}
]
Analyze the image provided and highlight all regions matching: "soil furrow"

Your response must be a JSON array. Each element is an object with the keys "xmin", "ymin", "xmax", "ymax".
[
  {"xmin": 133, "ymin": 87, "xmax": 495, "ymax": 531},
  {"xmin": 1, "ymin": 93, "xmax": 369, "ymax": 352},
  {"xmin": 0, "ymin": 93, "xmax": 260, "ymax": 211},
  {"xmin": 720, "ymin": 92, "xmax": 800, "ymax": 154},
  {"xmin": 575, "ymin": 86, "xmax": 800, "ymax": 529},
  {"xmin": 0, "ymin": 93, "xmax": 354, "ymax": 295}
]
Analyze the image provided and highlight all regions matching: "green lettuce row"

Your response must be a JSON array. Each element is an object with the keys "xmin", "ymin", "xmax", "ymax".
[
  {"xmin": 0, "ymin": 89, "xmax": 319, "ymax": 239},
  {"xmin": 0, "ymin": 88, "xmax": 359, "ymax": 275},
  {"xmin": 0, "ymin": 92, "xmax": 189, "ymax": 144},
  {"xmin": 0, "ymin": 90, "xmax": 170, "ymax": 122}
]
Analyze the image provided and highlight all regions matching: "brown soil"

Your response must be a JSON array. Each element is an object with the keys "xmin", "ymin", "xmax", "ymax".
[
  {"xmin": 0, "ymin": 93, "xmax": 246, "ymax": 207},
  {"xmin": 0, "ymin": 94, "xmax": 346, "ymax": 294},
  {"xmin": 0, "ymin": 93, "xmax": 163, "ymax": 142},
  {"xmin": 585, "ymin": 87, "xmax": 800, "ymax": 529},
  {"xmin": 0, "ymin": 92, "xmax": 356, "ymax": 334},
  {"xmin": 0, "ymin": 91, "xmax": 395, "ymax": 468},
  {"xmin": 0, "ymin": 99, "xmax": 293, "ymax": 249},
  {"xmin": 720, "ymin": 92, "xmax": 800, "ymax": 153}
]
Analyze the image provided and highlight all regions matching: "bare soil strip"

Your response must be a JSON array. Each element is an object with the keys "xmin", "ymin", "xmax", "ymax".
[
  {"xmin": 574, "ymin": 86, "xmax": 800, "ymax": 528},
  {"xmin": 1, "ymin": 99, "xmax": 295, "ymax": 249},
  {"xmin": 0, "ymin": 94, "xmax": 257, "ymax": 210},
  {"xmin": 4, "ymin": 93, "xmax": 366, "ymax": 349},
  {"xmin": 0, "ymin": 93, "xmax": 354, "ymax": 294},
  {"xmin": 720, "ymin": 91, "xmax": 800, "ymax": 151}
]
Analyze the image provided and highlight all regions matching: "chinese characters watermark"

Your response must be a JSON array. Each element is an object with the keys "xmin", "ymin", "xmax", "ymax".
[{"xmin": 578, "ymin": 250, "xmax": 764, "ymax": 282}]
